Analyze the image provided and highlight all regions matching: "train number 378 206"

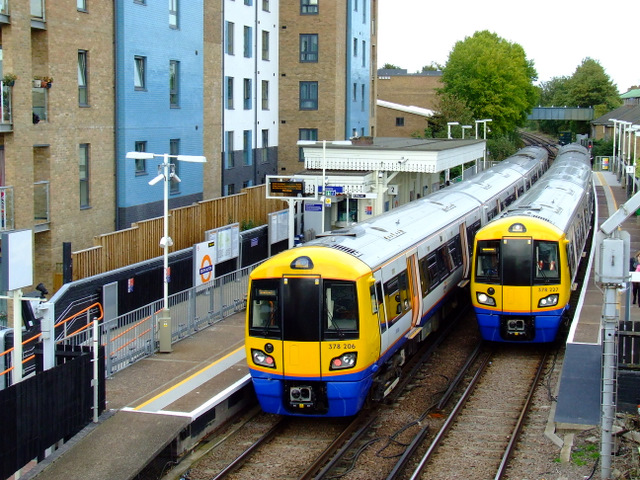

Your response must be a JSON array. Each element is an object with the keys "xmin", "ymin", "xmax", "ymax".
[{"xmin": 328, "ymin": 343, "xmax": 356, "ymax": 350}]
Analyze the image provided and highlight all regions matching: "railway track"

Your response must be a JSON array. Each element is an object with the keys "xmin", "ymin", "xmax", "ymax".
[{"xmin": 407, "ymin": 346, "xmax": 549, "ymax": 479}]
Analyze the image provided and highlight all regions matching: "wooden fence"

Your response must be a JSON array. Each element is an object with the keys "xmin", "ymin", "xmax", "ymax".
[{"xmin": 72, "ymin": 185, "xmax": 286, "ymax": 280}]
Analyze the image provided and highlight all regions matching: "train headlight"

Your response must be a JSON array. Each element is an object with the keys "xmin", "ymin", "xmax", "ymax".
[
  {"xmin": 538, "ymin": 294, "xmax": 559, "ymax": 308},
  {"xmin": 330, "ymin": 352, "xmax": 357, "ymax": 370},
  {"xmin": 476, "ymin": 292, "xmax": 496, "ymax": 306},
  {"xmin": 251, "ymin": 348, "xmax": 276, "ymax": 368}
]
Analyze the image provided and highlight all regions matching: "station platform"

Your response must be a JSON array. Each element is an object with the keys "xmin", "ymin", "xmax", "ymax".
[
  {"xmin": 21, "ymin": 170, "xmax": 639, "ymax": 479},
  {"xmin": 555, "ymin": 170, "xmax": 640, "ymax": 427},
  {"xmin": 24, "ymin": 311, "xmax": 253, "ymax": 480}
]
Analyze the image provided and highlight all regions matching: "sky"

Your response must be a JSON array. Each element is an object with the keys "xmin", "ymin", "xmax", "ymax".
[{"xmin": 377, "ymin": 0, "xmax": 640, "ymax": 93}]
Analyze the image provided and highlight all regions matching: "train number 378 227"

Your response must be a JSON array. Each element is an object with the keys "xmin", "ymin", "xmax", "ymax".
[{"xmin": 537, "ymin": 286, "xmax": 559, "ymax": 293}]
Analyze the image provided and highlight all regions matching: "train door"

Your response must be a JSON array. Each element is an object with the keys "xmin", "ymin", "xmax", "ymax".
[
  {"xmin": 501, "ymin": 238, "xmax": 533, "ymax": 312},
  {"xmin": 373, "ymin": 270, "xmax": 391, "ymax": 356},
  {"xmin": 406, "ymin": 252, "xmax": 422, "ymax": 327},
  {"xmin": 281, "ymin": 276, "xmax": 322, "ymax": 378}
]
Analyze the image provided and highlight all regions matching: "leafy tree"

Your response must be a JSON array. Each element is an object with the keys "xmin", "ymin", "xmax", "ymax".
[
  {"xmin": 441, "ymin": 30, "xmax": 538, "ymax": 135},
  {"xmin": 537, "ymin": 77, "xmax": 571, "ymax": 107},
  {"xmin": 421, "ymin": 62, "xmax": 444, "ymax": 72},
  {"xmin": 382, "ymin": 63, "xmax": 402, "ymax": 70},
  {"xmin": 566, "ymin": 58, "xmax": 620, "ymax": 111}
]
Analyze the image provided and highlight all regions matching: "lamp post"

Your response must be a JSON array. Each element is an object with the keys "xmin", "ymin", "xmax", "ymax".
[
  {"xmin": 447, "ymin": 121, "xmax": 459, "ymax": 139},
  {"xmin": 461, "ymin": 125, "xmax": 472, "ymax": 139},
  {"xmin": 475, "ymin": 118, "xmax": 492, "ymax": 139},
  {"xmin": 609, "ymin": 119, "xmax": 618, "ymax": 173},
  {"xmin": 126, "ymin": 151, "xmax": 206, "ymax": 352}
]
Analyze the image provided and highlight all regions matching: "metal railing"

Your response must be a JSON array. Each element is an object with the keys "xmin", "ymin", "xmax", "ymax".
[
  {"xmin": 88, "ymin": 263, "xmax": 256, "ymax": 376},
  {"xmin": 0, "ymin": 186, "xmax": 13, "ymax": 231}
]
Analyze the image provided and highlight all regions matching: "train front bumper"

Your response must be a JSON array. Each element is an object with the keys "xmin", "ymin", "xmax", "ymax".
[
  {"xmin": 249, "ymin": 372, "xmax": 373, "ymax": 417},
  {"xmin": 474, "ymin": 308, "xmax": 563, "ymax": 343}
]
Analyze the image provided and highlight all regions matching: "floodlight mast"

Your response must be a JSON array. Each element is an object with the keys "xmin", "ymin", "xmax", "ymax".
[
  {"xmin": 596, "ymin": 188, "xmax": 640, "ymax": 479},
  {"xmin": 125, "ymin": 151, "xmax": 206, "ymax": 352}
]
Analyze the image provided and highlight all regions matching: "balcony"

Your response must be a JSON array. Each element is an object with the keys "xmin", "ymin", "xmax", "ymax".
[
  {"xmin": 0, "ymin": 186, "xmax": 13, "ymax": 231},
  {"xmin": 34, "ymin": 181, "xmax": 50, "ymax": 232},
  {"xmin": 0, "ymin": 0, "xmax": 9, "ymax": 24},
  {"xmin": 0, "ymin": 83, "xmax": 12, "ymax": 132},
  {"xmin": 30, "ymin": 0, "xmax": 45, "ymax": 29}
]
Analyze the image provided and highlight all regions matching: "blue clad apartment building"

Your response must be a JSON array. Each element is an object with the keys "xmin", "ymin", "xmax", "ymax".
[{"xmin": 115, "ymin": 0, "xmax": 205, "ymax": 229}]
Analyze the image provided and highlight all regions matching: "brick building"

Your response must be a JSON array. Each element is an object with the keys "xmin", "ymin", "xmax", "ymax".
[
  {"xmin": 0, "ymin": 1, "xmax": 116, "ymax": 295},
  {"xmin": 278, "ymin": 0, "xmax": 378, "ymax": 175}
]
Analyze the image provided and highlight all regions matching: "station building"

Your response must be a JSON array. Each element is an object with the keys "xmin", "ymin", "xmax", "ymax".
[{"xmin": 294, "ymin": 137, "xmax": 486, "ymax": 238}]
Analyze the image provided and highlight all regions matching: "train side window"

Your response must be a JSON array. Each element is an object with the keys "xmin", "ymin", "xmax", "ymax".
[
  {"xmin": 418, "ymin": 256, "xmax": 431, "ymax": 294},
  {"xmin": 375, "ymin": 281, "xmax": 387, "ymax": 332},
  {"xmin": 466, "ymin": 221, "xmax": 481, "ymax": 258},
  {"xmin": 448, "ymin": 236, "xmax": 463, "ymax": 269},
  {"xmin": 383, "ymin": 271, "xmax": 410, "ymax": 324}
]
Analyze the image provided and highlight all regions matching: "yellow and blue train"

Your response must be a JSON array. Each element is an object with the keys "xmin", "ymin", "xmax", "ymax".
[
  {"xmin": 245, "ymin": 146, "xmax": 549, "ymax": 416},
  {"xmin": 471, "ymin": 144, "xmax": 593, "ymax": 343}
]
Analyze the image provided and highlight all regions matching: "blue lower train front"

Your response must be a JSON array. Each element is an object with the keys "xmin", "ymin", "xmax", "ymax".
[
  {"xmin": 249, "ymin": 370, "xmax": 374, "ymax": 417},
  {"xmin": 475, "ymin": 307, "xmax": 566, "ymax": 343}
]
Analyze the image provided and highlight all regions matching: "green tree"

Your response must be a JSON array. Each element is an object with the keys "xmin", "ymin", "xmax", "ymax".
[
  {"xmin": 382, "ymin": 63, "xmax": 402, "ymax": 70},
  {"xmin": 441, "ymin": 30, "xmax": 538, "ymax": 135},
  {"xmin": 566, "ymin": 58, "xmax": 620, "ymax": 111},
  {"xmin": 420, "ymin": 62, "xmax": 444, "ymax": 72}
]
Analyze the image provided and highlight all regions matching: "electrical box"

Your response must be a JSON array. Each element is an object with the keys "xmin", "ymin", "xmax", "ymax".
[{"xmin": 595, "ymin": 231, "xmax": 630, "ymax": 285}]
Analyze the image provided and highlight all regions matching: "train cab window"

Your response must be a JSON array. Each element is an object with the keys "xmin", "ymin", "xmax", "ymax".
[
  {"xmin": 323, "ymin": 280, "xmax": 358, "ymax": 340},
  {"xmin": 475, "ymin": 240, "xmax": 501, "ymax": 283},
  {"xmin": 502, "ymin": 238, "xmax": 533, "ymax": 286},
  {"xmin": 249, "ymin": 279, "xmax": 281, "ymax": 338},
  {"xmin": 534, "ymin": 241, "xmax": 560, "ymax": 283}
]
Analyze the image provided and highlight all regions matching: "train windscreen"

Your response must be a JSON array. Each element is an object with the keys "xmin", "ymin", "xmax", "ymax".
[{"xmin": 502, "ymin": 238, "xmax": 533, "ymax": 286}]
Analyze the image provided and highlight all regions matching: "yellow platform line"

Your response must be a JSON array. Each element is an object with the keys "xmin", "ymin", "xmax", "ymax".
[{"xmin": 133, "ymin": 345, "xmax": 245, "ymax": 411}]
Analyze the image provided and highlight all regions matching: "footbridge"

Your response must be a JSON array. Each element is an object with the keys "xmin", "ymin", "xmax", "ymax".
[{"xmin": 528, "ymin": 107, "xmax": 594, "ymax": 121}]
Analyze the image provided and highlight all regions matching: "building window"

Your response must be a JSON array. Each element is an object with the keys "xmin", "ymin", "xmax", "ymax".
[
  {"xmin": 225, "ymin": 21, "xmax": 234, "ymax": 55},
  {"xmin": 361, "ymin": 84, "xmax": 365, "ymax": 111},
  {"xmin": 301, "ymin": 0, "xmax": 318, "ymax": 14},
  {"xmin": 243, "ymin": 130, "xmax": 252, "ymax": 166},
  {"xmin": 353, "ymin": 37, "xmax": 357, "ymax": 57},
  {"xmin": 134, "ymin": 56, "xmax": 146, "ymax": 90},
  {"xmin": 77, "ymin": 0, "xmax": 87, "ymax": 12},
  {"xmin": 354, "ymin": 0, "xmax": 358, "ymax": 11},
  {"xmin": 262, "ymin": 0, "xmax": 269, "ymax": 11},
  {"xmin": 299, "ymin": 81, "xmax": 318, "ymax": 110},
  {"xmin": 225, "ymin": 131, "xmax": 234, "ymax": 169},
  {"xmin": 362, "ymin": 40, "xmax": 366, "ymax": 66},
  {"xmin": 244, "ymin": 0, "xmax": 252, "ymax": 4},
  {"xmin": 352, "ymin": 82, "xmax": 357, "ymax": 102},
  {"xmin": 262, "ymin": 30, "xmax": 270, "ymax": 61},
  {"xmin": 261, "ymin": 80, "xmax": 269, "ymax": 110},
  {"xmin": 300, "ymin": 34, "xmax": 318, "ymax": 62},
  {"xmin": 299, "ymin": 128, "xmax": 318, "ymax": 161},
  {"xmin": 170, "ymin": 139, "xmax": 180, "ymax": 194},
  {"xmin": 79, "ymin": 144, "xmax": 90, "ymax": 208},
  {"xmin": 134, "ymin": 141, "xmax": 147, "ymax": 173},
  {"xmin": 78, "ymin": 50, "xmax": 88, "ymax": 106},
  {"xmin": 396, "ymin": 117, "xmax": 405, "ymax": 127},
  {"xmin": 226, "ymin": 76, "xmax": 234, "ymax": 109},
  {"xmin": 169, "ymin": 0, "xmax": 178, "ymax": 28},
  {"xmin": 169, "ymin": 60, "xmax": 179, "ymax": 107},
  {"xmin": 244, "ymin": 26, "xmax": 253, "ymax": 58},
  {"xmin": 225, "ymin": 184, "xmax": 235, "ymax": 196},
  {"xmin": 244, "ymin": 78, "xmax": 252, "ymax": 109},
  {"xmin": 261, "ymin": 129, "xmax": 269, "ymax": 163}
]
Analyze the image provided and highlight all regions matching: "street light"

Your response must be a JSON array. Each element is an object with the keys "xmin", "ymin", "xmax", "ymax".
[
  {"xmin": 461, "ymin": 125, "xmax": 472, "ymax": 139},
  {"xmin": 475, "ymin": 119, "xmax": 492, "ymax": 139},
  {"xmin": 447, "ymin": 121, "xmax": 459, "ymax": 139},
  {"xmin": 609, "ymin": 119, "xmax": 618, "ymax": 172},
  {"xmin": 125, "ymin": 151, "xmax": 206, "ymax": 352}
]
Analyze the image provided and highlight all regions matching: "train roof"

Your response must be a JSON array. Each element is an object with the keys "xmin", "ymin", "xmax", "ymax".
[
  {"xmin": 495, "ymin": 144, "xmax": 592, "ymax": 232},
  {"xmin": 303, "ymin": 146, "xmax": 549, "ymax": 269}
]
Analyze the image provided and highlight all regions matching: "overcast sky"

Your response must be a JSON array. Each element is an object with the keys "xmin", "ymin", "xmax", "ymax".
[{"xmin": 377, "ymin": 0, "xmax": 640, "ymax": 93}]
